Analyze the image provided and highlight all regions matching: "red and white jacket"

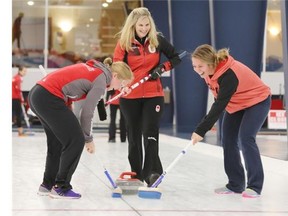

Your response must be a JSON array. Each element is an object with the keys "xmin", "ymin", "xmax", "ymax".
[
  {"xmin": 37, "ymin": 60, "xmax": 112, "ymax": 142},
  {"xmin": 12, "ymin": 73, "xmax": 24, "ymax": 102},
  {"xmin": 113, "ymin": 34, "xmax": 181, "ymax": 99}
]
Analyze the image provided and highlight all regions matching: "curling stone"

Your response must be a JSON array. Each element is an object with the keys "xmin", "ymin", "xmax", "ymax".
[{"xmin": 115, "ymin": 172, "xmax": 144, "ymax": 195}]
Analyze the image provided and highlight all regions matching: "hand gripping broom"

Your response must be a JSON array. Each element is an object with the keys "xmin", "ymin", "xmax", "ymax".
[{"xmin": 105, "ymin": 51, "xmax": 188, "ymax": 106}]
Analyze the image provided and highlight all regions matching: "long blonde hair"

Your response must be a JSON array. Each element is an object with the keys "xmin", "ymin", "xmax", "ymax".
[
  {"xmin": 103, "ymin": 57, "xmax": 133, "ymax": 80},
  {"xmin": 115, "ymin": 7, "xmax": 159, "ymax": 52},
  {"xmin": 192, "ymin": 44, "xmax": 229, "ymax": 68}
]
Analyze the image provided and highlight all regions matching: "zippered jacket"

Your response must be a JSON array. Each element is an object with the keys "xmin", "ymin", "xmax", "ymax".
[
  {"xmin": 113, "ymin": 34, "xmax": 181, "ymax": 99},
  {"xmin": 37, "ymin": 61, "xmax": 112, "ymax": 142}
]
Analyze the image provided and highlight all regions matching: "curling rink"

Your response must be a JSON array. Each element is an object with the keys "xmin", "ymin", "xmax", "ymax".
[{"xmin": 12, "ymin": 131, "xmax": 288, "ymax": 216}]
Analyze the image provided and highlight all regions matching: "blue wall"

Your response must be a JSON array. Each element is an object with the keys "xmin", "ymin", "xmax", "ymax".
[
  {"xmin": 143, "ymin": 0, "xmax": 267, "ymax": 133},
  {"xmin": 171, "ymin": 0, "xmax": 211, "ymax": 132},
  {"xmin": 213, "ymin": 0, "xmax": 267, "ymax": 76}
]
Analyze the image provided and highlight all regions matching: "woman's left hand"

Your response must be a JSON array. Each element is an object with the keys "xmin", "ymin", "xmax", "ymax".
[
  {"xmin": 121, "ymin": 86, "xmax": 131, "ymax": 96},
  {"xmin": 191, "ymin": 132, "xmax": 203, "ymax": 145}
]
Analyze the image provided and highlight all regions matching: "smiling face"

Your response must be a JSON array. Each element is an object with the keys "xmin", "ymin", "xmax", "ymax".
[
  {"xmin": 192, "ymin": 57, "xmax": 215, "ymax": 78},
  {"xmin": 135, "ymin": 16, "xmax": 150, "ymax": 38}
]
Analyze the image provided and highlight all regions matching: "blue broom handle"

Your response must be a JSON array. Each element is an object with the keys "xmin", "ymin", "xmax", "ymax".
[
  {"xmin": 104, "ymin": 169, "xmax": 118, "ymax": 189},
  {"xmin": 151, "ymin": 141, "xmax": 192, "ymax": 188}
]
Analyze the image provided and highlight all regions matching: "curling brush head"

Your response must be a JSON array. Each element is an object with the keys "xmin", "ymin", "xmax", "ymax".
[
  {"xmin": 112, "ymin": 187, "xmax": 122, "ymax": 198},
  {"xmin": 138, "ymin": 186, "xmax": 162, "ymax": 199}
]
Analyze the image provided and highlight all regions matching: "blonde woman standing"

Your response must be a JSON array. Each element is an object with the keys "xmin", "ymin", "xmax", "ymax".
[{"xmin": 113, "ymin": 7, "xmax": 182, "ymax": 187}]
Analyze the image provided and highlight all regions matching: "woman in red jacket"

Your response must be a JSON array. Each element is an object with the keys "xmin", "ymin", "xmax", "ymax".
[
  {"xmin": 113, "ymin": 7, "xmax": 182, "ymax": 186},
  {"xmin": 28, "ymin": 58, "xmax": 133, "ymax": 199},
  {"xmin": 191, "ymin": 44, "xmax": 271, "ymax": 198},
  {"xmin": 12, "ymin": 66, "xmax": 27, "ymax": 136}
]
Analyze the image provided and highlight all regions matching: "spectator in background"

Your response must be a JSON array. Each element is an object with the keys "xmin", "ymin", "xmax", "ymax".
[
  {"xmin": 12, "ymin": 12, "xmax": 24, "ymax": 49},
  {"xmin": 12, "ymin": 66, "xmax": 27, "ymax": 136},
  {"xmin": 106, "ymin": 89, "xmax": 127, "ymax": 143}
]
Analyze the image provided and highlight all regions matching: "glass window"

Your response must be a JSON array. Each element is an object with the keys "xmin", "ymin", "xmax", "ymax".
[
  {"xmin": 12, "ymin": 0, "xmax": 46, "ymax": 67},
  {"xmin": 261, "ymin": 0, "xmax": 285, "ymax": 111},
  {"xmin": 12, "ymin": 0, "xmax": 141, "ymax": 68},
  {"xmin": 264, "ymin": 0, "xmax": 283, "ymax": 72}
]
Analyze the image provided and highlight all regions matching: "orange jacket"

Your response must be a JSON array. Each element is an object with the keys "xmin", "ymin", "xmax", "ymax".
[
  {"xmin": 205, "ymin": 56, "xmax": 271, "ymax": 114},
  {"xmin": 194, "ymin": 55, "xmax": 271, "ymax": 137}
]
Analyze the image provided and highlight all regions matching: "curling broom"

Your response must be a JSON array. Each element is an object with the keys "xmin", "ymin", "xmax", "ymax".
[
  {"xmin": 103, "ymin": 166, "xmax": 123, "ymax": 198},
  {"xmin": 20, "ymin": 103, "xmax": 35, "ymax": 136},
  {"xmin": 105, "ymin": 51, "xmax": 188, "ymax": 106},
  {"xmin": 138, "ymin": 141, "xmax": 192, "ymax": 199},
  {"xmin": 96, "ymin": 157, "xmax": 122, "ymax": 198}
]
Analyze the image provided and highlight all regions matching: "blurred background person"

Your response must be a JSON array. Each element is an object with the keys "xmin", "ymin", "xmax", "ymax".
[
  {"xmin": 12, "ymin": 65, "xmax": 27, "ymax": 136},
  {"xmin": 12, "ymin": 12, "xmax": 24, "ymax": 49},
  {"xmin": 106, "ymin": 89, "xmax": 127, "ymax": 143}
]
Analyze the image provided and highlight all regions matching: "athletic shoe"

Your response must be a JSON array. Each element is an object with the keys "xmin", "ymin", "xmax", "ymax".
[
  {"xmin": 147, "ymin": 173, "xmax": 160, "ymax": 187},
  {"xmin": 214, "ymin": 186, "xmax": 236, "ymax": 194},
  {"xmin": 18, "ymin": 133, "xmax": 27, "ymax": 137},
  {"xmin": 49, "ymin": 186, "xmax": 81, "ymax": 199},
  {"xmin": 108, "ymin": 139, "xmax": 116, "ymax": 143},
  {"xmin": 37, "ymin": 184, "xmax": 51, "ymax": 196},
  {"xmin": 242, "ymin": 188, "xmax": 260, "ymax": 198}
]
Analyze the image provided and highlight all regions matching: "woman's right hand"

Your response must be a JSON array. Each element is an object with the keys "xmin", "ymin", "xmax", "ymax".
[{"xmin": 85, "ymin": 141, "xmax": 95, "ymax": 154}]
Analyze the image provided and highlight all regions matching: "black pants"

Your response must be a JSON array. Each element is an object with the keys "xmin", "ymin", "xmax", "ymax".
[
  {"xmin": 12, "ymin": 33, "xmax": 21, "ymax": 49},
  {"xmin": 28, "ymin": 85, "xmax": 85, "ymax": 191},
  {"xmin": 12, "ymin": 99, "xmax": 22, "ymax": 127},
  {"xmin": 109, "ymin": 104, "xmax": 126, "ymax": 142},
  {"xmin": 120, "ymin": 97, "xmax": 164, "ymax": 183}
]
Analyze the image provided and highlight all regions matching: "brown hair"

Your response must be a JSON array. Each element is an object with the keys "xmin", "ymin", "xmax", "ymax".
[{"xmin": 192, "ymin": 44, "xmax": 229, "ymax": 68}]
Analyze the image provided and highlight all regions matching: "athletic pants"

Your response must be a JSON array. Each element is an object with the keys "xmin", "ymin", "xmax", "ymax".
[
  {"xmin": 222, "ymin": 96, "xmax": 271, "ymax": 194},
  {"xmin": 28, "ymin": 85, "xmax": 85, "ymax": 191},
  {"xmin": 109, "ymin": 104, "xmax": 126, "ymax": 142},
  {"xmin": 120, "ymin": 97, "xmax": 164, "ymax": 183},
  {"xmin": 12, "ymin": 99, "xmax": 22, "ymax": 127}
]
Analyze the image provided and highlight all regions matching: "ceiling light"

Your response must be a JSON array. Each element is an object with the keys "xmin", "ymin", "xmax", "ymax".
[
  {"xmin": 102, "ymin": 2, "xmax": 108, "ymax": 7},
  {"xmin": 269, "ymin": 27, "xmax": 281, "ymax": 36},
  {"xmin": 59, "ymin": 20, "xmax": 73, "ymax": 32},
  {"xmin": 27, "ymin": 1, "xmax": 34, "ymax": 6}
]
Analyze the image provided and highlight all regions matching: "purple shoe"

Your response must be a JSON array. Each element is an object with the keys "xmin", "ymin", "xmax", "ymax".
[{"xmin": 49, "ymin": 186, "xmax": 81, "ymax": 199}]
